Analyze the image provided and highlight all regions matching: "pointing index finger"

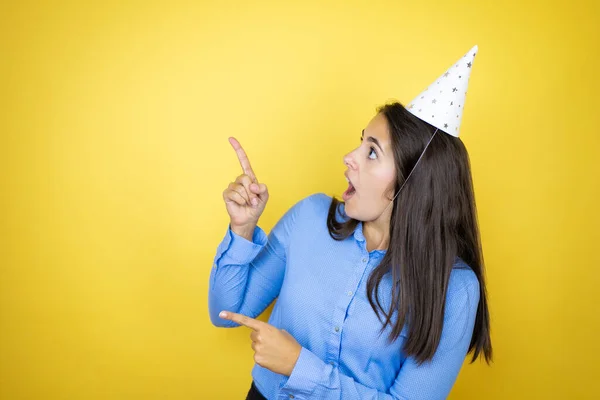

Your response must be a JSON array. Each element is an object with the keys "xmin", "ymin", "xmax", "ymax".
[
  {"xmin": 220, "ymin": 311, "xmax": 263, "ymax": 331},
  {"xmin": 229, "ymin": 137, "xmax": 257, "ymax": 182}
]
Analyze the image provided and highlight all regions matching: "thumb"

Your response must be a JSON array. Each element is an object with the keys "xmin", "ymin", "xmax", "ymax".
[
  {"xmin": 250, "ymin": 183, "xmax": 268, "ymax": 196},
  {"xmin": 257, "ymin": 183, "xmax": 268, "ymax": 195}
]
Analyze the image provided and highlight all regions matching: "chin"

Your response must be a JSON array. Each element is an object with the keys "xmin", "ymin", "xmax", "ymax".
[
  {"xmin": 344, "ymin": 200, "xmax": 366, "ymax": 221},
  {"xmin": 344, "ymin": 198, "xmax": 385, "ymax": 222},
  {"xmin": 343, "ymin": 199, "xmax": 358, "ymax": 219}
]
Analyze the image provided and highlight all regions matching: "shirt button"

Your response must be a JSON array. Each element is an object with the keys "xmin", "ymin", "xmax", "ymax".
[
  {"xmin": 347, "ymin": 291, "xmax": 353, "ymax": 296},
  {"xmin": 335, "ymin": 326, "xmax": 340, "ymax": 332},
  {"xmin": 289, "ymin": 395, "xmax": 294, "ymax": 399},
  {"xmin": 330, "ymin": 361, "xmax": 334, "ymax": 365},
  {"xmin": 362, "ymin": 257, "xmax": 367, "ymax": 263}
]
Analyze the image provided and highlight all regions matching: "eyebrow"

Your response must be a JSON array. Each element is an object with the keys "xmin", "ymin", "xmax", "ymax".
[{"xmin": 362, "ymin": 129, "xmax": 385, "ymax": 155}]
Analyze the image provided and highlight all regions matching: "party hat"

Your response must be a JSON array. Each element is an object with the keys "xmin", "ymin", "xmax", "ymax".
[{"xmin": 406, "ymin": 45, "xmax": 478, "ymax": 137}]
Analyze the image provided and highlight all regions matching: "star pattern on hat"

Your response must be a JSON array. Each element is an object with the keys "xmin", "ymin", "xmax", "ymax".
[{"xmin": 405, "ymin": 45, "xmax": 478, "ymax": 137}]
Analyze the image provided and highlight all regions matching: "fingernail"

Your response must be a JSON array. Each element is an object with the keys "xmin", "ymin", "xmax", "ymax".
[{"xmin": 219, "ymin": 311, "xmax": 228, "ymax": 318}]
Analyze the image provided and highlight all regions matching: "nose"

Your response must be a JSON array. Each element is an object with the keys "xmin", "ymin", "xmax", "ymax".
[{"xmin": 343, "ymin": 152, "xmax": 358, "ymax": 170}]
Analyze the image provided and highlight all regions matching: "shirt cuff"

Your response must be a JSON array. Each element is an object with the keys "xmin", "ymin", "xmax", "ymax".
[
  {"xmin": 215, "ymin": 225, "xmax": 267, "ymax": 266},
  {"xmin": 279, "ymin": 347, "xmax": 330, "ymax": 398}
]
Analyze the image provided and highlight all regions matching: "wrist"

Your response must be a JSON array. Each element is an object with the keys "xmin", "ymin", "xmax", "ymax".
[
  {"xmin": 230, "ymin": 224, "xmax": 256, "ymax": 241},
  {"xmin": 285, "ymin": 344, "xmax": 302, "ymax": 376}
]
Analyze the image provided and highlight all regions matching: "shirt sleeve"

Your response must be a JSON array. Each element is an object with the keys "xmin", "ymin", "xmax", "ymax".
[
  {"xmin": 208, "ymin": 195, "xmax": 310, "ymax": 328},
  {"xmin": 277, "ymin": 274, "xmax": 480, "ymax": 400}
]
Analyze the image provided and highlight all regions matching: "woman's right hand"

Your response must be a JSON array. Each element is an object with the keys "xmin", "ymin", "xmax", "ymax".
[{"xmin": 222, "ymin": 137, "xmax": 269, "ymax": 239}]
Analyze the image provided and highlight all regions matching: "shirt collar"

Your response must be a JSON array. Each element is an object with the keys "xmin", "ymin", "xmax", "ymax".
[
  {"xmin": 353, "ymin": 221, "xmax": 387, "ymax": 256},
  {"xmin": 353, "ymin": 221, "xmax": 366, "ymax": 242}
]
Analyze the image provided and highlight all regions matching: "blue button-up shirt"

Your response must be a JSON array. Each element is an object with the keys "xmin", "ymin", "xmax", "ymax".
[{"xmin": 209, "ymin": 193, "xmax": 480, "ymax": 399}]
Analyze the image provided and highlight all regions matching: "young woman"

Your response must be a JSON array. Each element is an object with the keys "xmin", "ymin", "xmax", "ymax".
[{"xmin": 209, "ymin": 47, "xmax": 492, "ymax": 399}]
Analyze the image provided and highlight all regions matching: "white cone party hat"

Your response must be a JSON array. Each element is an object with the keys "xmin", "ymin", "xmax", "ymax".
[{"xmin": 406, "ymin": 45, "xmax": 478, "ymax": 137}]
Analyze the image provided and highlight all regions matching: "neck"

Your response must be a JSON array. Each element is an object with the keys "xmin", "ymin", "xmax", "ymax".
[{"xmin": 363, "ymin": 216, "xmax": 391, "ymax": 252}]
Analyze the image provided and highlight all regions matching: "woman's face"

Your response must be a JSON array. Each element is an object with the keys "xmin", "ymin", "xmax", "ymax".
[{"xmin": 343, "ymin": 112, "xmax": 397, "ymax": 222}]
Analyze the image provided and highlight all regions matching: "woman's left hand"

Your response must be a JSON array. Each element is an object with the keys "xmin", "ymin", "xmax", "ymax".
[{"xmin": 219, "ymin": 310, "xmax": 302, "ymax": 377}]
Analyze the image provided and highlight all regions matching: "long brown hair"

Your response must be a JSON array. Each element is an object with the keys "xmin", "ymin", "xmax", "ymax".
[{"xmin": 327, "ymin": 102, "xmax": 492, "ymax": 364}]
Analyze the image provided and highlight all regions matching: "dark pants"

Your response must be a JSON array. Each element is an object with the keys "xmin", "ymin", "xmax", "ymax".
[{"xmin": 245, "ymin": 381, "xmax": 267, "ymax": 400}]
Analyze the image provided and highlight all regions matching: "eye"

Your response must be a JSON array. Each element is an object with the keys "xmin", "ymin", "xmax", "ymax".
[{"xmin": 368, "ymin": 146, "xmax": 377, "ymax": 160}]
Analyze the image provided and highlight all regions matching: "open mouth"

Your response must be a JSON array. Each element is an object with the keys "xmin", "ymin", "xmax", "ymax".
[{"xmin": 343, "ymin": 176, "xmax": 356, "ymax": 201}]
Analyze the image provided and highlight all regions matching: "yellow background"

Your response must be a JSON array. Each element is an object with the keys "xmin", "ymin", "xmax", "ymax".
[{"xmin": 1, "ymin": 0, "xmax": 599, "ymax": 398}]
